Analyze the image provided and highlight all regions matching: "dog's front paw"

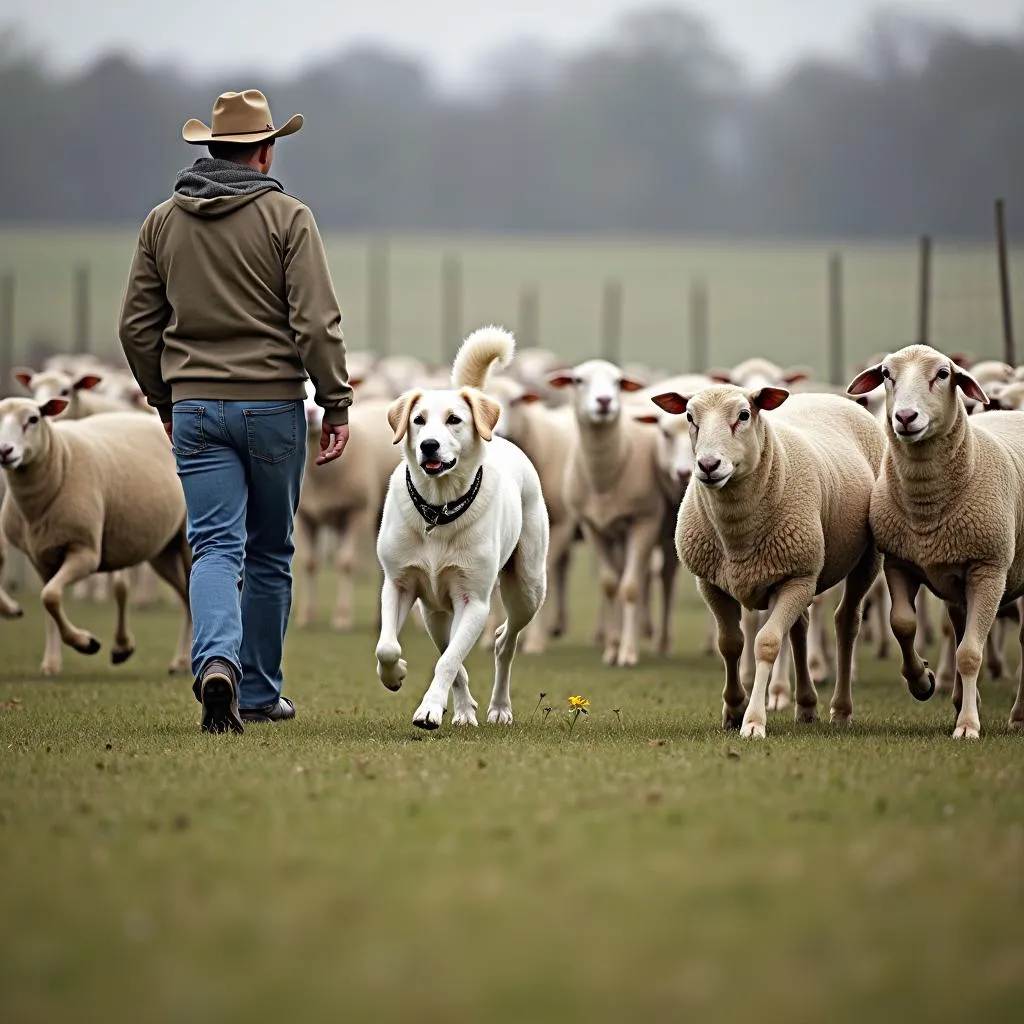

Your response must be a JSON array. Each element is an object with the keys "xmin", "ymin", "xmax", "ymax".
[
  {"xmin": 487, "ymin": 704, "xmax": 514, "ymax": 726},
  {"xmin": 413, "ymin": 698, "xmax": 446, "ymax": 730},
  {"xmin": 376, "ymin": 655, "xmax": 407, "ymax": 692}
]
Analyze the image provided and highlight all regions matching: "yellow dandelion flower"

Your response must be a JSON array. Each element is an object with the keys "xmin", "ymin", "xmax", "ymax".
[{"xmin": 568, "ymin": 695, "xmax": 590, "ymax": 711}]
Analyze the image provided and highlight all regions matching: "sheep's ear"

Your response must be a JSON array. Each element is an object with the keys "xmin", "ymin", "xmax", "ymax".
[
  {"xmin": 954, "ymin": 367, "xmax": 988, "ymax": 405},
  {"xmin": 751, "ymin": 387, "xmax": 789, "ymax": 412},
  {"xmin": 512, "ymin": 390, "xmax": 542, "ymax": 405},
  {"xmin": 847, "ymin": 365, "xmax": 885, "ymax": 395},
  {"xmin": 39, "ymin": 398, "xmax": 68, "ymax": 418},
  {"xmin": 546, "ymin": 372, "xmax": 576, "ymax": 389},
  {"xmin": 707, "ymin": 368, "xmax": 733, "ymax": 384},
  {"xmin": 781, "ymin": 367, "xmax": 810, "ymax": 385},
  {"xmin": 619, "ymin": 376, "xmax": 645, "ymax": 393},
  {"xmin": 73, "ymin": 373, "xmax": 102, "ymax": 391},
  {"xmin": 386, "ymin": 389, "xmax": 423, "ymax": 445},
  {"xmin": 651, "ymin": 392, "xmax": 688, "ymax": 415},
  {"xmin": 461, "ymin": 387, "xmax": 502, "ymax": 442},
  {"xmin": 12, "ymin": 367, "xmax": 34, "ymax": 390},
  {"xmin": 633, "ymin": 413, "xmax": 660, "ymax": 424}
]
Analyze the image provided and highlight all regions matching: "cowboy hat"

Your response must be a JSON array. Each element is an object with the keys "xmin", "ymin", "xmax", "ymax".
[{"xmin": 182, "ymin": 89, "xmax": 303, "ymax": 145}]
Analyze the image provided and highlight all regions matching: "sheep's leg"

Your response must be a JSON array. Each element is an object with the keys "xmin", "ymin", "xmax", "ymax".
[
  {"xmin": 479, "ymin": 586, "xmax": 503, "ymax": 651},
  {"xmin": 947, "ymin": 604, "xmax": 966, "ymax": 716},
  {"xmin": 295, "ymin": 514, "xmax": 319, "ymax": 628},
  {"xmin": 375, "ymin": 577, "xmax": 416, "ymax": 692},
  {"xmin": 831, "ymin": 546, "xmax": 881, "ymax": 726},
  {"xmin": 866, "ymin": 575, "xmax": 891, "ymax": 659},
  {"xmin": 40, "ymin": 546, "xmax": 103, "ymax": 654},
  {"xmin": 133, "ymin": 563, "xmax": 161, "ymax": 609},
  {"xmin": 739, "ymin": 608, "xmax": 759, "ymax": 688},
  {"xmin": 807, "ymin": 591, "xmax": 832, "ymax": 684},
  {"xmin": 147, "ymin": 536, "xmax": 193, "ymax": 675},
  {"xmin": 885, "ymin": 560, "xmax": 935, "ymax": 701},
  {"xmin": 331, "ymin": 511, "xmax": 365, "ymax": 631},
  {"xmin": 490, "ymin": 542, "xmax": 546, "ymax": 725},
  {"xmin": 110, "ymin": 571, "xmax": 135, "ymax": 665},
  {"xmin": 952, "ymin": 567, "xmax": 1005, "ymax": 739},
  {"xmin": 767, "ymin": 633, "xmax": 793, "ymax": 712},
  {"xmin": 583, "ymin": 524, "xmax": 623, "ymax": 664},
  {"xmin": 523, "ymin": 517, "xmax": 574, "ymax": 654},
  {"xmin": 789, "ymin": 609, "xmax": 817, "ymax": 723},
  {"xmin": 0, "ymin": 581, "xmax": 21, "ymax": 620},
  {"xmin": 741, "ymin": 577, "xmax": 817, "ymax": 740},
  {"xmin": 40, "ymin": 613, "xmax": 63, "ymax": 676},
  {"xmin": 1008, "ymin": 598, "xmax": 1024, "ymax": 730},
  {"xmin": 697, "ymin": 579, "xmax": 746, "ymax": 729},
  {"xmin": 616, "ymin": 516, "xmax": 662, "ymax": 667},
  {"xmin": 656, "ymin": 533, "xmax": 680, "ymax": 656},
  {"xmin": 412, "ymin": 595, "xmax": 490, "ymax": 729},
  {"xmin": 701, "ymin": 605, "xmax": 717, "ymax": 657},
  {"xmin": 917, "ymin": 588, "xmax": 936, "ymax": 647},
  {"xmin": 986, "ymin": 615, "xmax": 1007, "ymax": 681},
  {"xmin": 422, "ymin": 608, "xmax": 477, "ymax": 727},
  {"xmin": 638, "ymin": 550, "xmax": 656, "ymax": 642},
  {"xmin": 935, "ymin": 610, "xmax": 957, "ymax": 693}
]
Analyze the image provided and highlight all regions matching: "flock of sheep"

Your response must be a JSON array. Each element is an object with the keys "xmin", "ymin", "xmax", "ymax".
[{"xmin": 2, "ymin": 341, "xmax": 1024, "ymax": 740}]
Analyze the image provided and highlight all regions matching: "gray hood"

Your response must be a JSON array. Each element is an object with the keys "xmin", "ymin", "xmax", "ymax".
[{"xmin": 171, "ymin": 158, "xmax": 284, "ymax": 219}]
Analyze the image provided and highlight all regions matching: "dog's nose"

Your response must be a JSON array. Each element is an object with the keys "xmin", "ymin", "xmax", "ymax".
[
  {"xmin": 697, "ymin": 457, "xmax": 721, "ymax": 476},
  {"xmin": 419, "ymin": 438, "xmax": 440, "ymax": 455},
  {"xmin": 894, "ymin": 409, "xmax": 918, "ymax": 428}
]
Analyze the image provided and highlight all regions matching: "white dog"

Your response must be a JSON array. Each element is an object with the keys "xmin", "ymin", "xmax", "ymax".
[{"xmin": 374, "ymin": 326, "xmax": 550, "ymax": 729}]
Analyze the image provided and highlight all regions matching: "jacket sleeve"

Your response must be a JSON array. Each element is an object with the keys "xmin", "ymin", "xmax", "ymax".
[
  {"xmin": 283, "ymin": 205, "xmax": 352, "ymax": 426},
  {"xmin": 118, "ymin": 214, "xmax": 174, "ymax": 422}
]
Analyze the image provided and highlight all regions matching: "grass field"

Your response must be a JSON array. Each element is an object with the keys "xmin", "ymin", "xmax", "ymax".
[
  {"xmin": 2, "ymin": 558, "xmax": 1024, "ymax": 1023},
  {"xmin": 3, "ymin": 229, "xmax": 1023, "ymax": 376}
]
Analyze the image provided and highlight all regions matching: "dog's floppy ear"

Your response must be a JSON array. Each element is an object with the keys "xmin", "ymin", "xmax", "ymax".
[
  {"xmin": 461, "ymin": 387, "xmax": 502, "ymax": 442},
  {"xmin": 386, "ymin": 389, "xmax": 423, "ymax": 445}
]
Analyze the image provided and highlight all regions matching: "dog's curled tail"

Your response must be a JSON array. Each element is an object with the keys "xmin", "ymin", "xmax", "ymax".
[{"xmin": 451, "ymin": 325, "xmax": 516, "ymax": 390}]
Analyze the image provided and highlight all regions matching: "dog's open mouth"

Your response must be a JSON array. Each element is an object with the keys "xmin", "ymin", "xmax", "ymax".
[{"xmin": 420, "ymin": 458, "xmax": 456, "ymax": 476}]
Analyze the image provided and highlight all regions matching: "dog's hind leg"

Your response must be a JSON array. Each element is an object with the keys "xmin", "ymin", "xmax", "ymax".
[{"xmin": 423, "ymin": 609, "xmax": 478, "ymax": 726}]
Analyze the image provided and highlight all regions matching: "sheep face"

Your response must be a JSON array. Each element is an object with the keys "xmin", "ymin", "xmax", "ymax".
[
  {"xmin": 847, "ymin": 344, "xmax": 988, "ymax": 444},
  {"xmin": 485, "ymin": 378, "xmax": 541, "ymax": 441},
  {"xmin": 548, "ymin": 359, "xmax": 644, "ymax": 426},
  {"xmin": 387, "ymin": 388, "xmax": 501, "ymax": 479},
  {"xmin": 718, "ymin": 358, "xmax": 809, "ymax": 391},
  {"xmin": 0, "ymin": 397, "xmax": 67, "ymax": 471},
  {"xmin": 13, "ymin": 368, "xmax": 103, "ymax": 419},
  {"xmin": 634, "ymin": 410, "xmax": 695, "ymax": 486},
  {"xmin": 650, "ymin": 384, "xmax": 789, "ymax": 490},
  {"xmin": 984, "ymin": 381, "xmax": 1024, "ymax": 412}
]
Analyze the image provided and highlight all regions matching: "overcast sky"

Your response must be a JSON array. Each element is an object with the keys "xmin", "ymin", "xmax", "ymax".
[{"xmin": 5, "ymin": 0, "xmax": 1024, "ymax": 86}]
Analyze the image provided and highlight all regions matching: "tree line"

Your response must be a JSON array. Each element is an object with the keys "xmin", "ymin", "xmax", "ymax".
[{"xmin": 2, "ymin": 5, "xmax": 1023, "ymax": 239}]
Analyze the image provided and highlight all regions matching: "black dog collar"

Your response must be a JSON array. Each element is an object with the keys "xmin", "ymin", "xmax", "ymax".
[{"xmin": 406, "ymin": 466, "xmax": 484, "ymax": 533}]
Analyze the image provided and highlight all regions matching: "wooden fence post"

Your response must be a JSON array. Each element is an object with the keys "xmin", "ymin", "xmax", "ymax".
[
  {"xmin": 600, "ymin": 279, "xmax": 623, "ymax": 364},
  {"xmin": 689, "ymin": 279, "xmax": 708, "ymax": 373},
  {"xmin": 827, "ymin": 252, "xmax": 845, "ymax": 386},
  {"xmin": 916, "ymin": 234, "xmax": 932, "ymax": 346},
  {"xmin": 441, "ymin": 252, "xmax": 463, "ymax": 364},
  {"xmin": 366, "ymin": 238, "xmax": 391, "ymax": 358},
  {"xmin": 73, "ymin": 263, "xmax": 90, "ymax": 356},
  {"xmin": 0, "ymin": 272, "xmax": 13, "ymax": 397},
  {"xmin": 995, "ymin": 199, "xmax": 1016, "ymax": 366},
  {"xmin": 517, "ymin": 285, "xmax": 539, "ymax": 349}
]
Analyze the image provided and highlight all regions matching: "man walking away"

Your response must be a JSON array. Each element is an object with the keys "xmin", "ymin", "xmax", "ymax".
[{"xmin": 119, "ymin": 89, "xmax": 352, "ymax": 734}]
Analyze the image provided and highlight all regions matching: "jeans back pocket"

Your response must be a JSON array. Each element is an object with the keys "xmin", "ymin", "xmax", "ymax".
[
  {"xmin": 244, "ymin": 403, "xmax": 299, "ymax": 464},
  {"xmin": 171, "ymin": 405, "xmax": 208, "ymax": 456}
]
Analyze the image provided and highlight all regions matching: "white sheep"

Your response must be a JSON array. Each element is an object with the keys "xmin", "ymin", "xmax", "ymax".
[
  {"xmin": 0, "ymin": 397, "xmax": 191, "ymax": 676},
  {"xmin": 485, "ymin": 375, "xmax": 580, "ymax": 654},
  {"xmin": 653, "ymin": 383, "xmax": 884, "ymax": 738},
  {"xmin": 548, "ymin": 359, "xmax": 664, "ymax": 667},
  {"xmin": 296, "ymin": 384, "xmax": 400, "ymax": 630},
  {"xmin": 848, "ymin": 343, "xmax": 1024, "ymax": 738}
]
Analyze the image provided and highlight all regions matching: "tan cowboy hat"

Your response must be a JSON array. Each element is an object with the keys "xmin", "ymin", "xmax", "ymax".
[{"xmin": 182, "ymin": 89, "xmax": 303, "ymax": 145}]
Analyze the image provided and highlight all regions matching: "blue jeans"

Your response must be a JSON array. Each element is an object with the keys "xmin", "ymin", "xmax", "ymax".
[{"xmin": 172, "ymin": 399, "xmax": 306, "ymax": 709}]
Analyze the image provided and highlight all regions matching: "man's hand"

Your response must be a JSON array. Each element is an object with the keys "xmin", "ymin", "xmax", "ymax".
[
  {"xmin": 317, "ymin": 423, "xmax": 349, "ymax": 466},
  {"xmin": 163, "ymin": 420, "xmax": 173, "ymax": 446}
]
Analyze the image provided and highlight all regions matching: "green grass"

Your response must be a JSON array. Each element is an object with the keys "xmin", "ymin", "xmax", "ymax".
[
  {"xmin": 3, "ymin": 229, "xmax": 1023, "ymax": 375},
  {"xmin": 1, "ymin": 561, "xmax": 1024, "ymax": 1023}
]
